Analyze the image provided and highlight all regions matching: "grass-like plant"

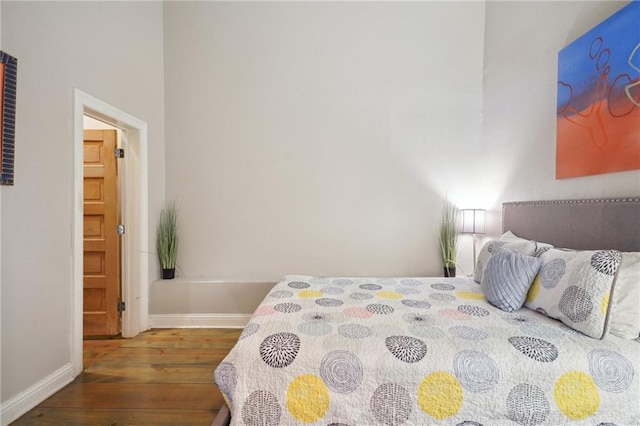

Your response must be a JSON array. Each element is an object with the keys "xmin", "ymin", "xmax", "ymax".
[
  {"xmin": 439, "ymin": 198, "xmax": 459, "ymax": 271},
  {"xmin": 157, "ymin": 201, "xmax": 179, "ymax": 270}
]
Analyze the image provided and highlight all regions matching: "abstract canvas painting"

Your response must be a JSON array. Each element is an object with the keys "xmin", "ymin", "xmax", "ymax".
[{"xmin": 556, "ymin": 1, "xmax": 640, "ymax": 179}]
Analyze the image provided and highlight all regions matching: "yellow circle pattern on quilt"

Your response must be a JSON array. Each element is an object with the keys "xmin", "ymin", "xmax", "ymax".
[
  {"xmin": 377, "ymin": 291, "xmax": 403, "ymax": 299},
  {"xmin": 286, "ymin": 374, "xmax": 329, "ymax": 423},
  {"xmin": 553, "ymin": 371, "xmax": 600, "ymax": 420},
  {"xmin": 455, "ymin": 291, "xmax": 485, "ymax": 300},
  {"xmin": 417, "ymin": 371, "xmax": 463, "ymax": 419},
  {"xmin": 526, "ymin": 275, "xmax": 541, "ymax": 303},
  {"xmin": 298, "ymin": 290, "xmax": 323, "ymax": 298}
]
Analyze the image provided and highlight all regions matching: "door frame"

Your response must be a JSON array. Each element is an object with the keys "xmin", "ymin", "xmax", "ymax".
[{"xmin": 72, "ymin": 89, "xmax": 149, "ymax": 374}]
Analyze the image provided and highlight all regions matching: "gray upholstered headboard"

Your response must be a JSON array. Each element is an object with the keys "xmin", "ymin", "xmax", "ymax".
[{"xmin": 503, "ymin": 198, "xmax": 640, "ymax": 252}]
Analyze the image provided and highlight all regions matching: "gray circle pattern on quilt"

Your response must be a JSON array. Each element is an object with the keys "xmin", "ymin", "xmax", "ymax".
[
  {"xmin": 385, "ymin": 335, "xmax": 428, "ymax": 363},
  {"xmin": 367, "ymin": 303, "xmax": 394, "ymax": 314},
  {"xmin": 508, "ymin": 336, "xmax": 558, "ymax": 363},
  {"xmin": 288, "ymin": 281, "xmax": 310, "ymax": 289},
  {"xmin": 430, "ymin": 293, "xmax": 456, "ymax": 301},
  {"xmin": 214, "ymin": 361, "xmax": 237, "ymax": 403},
  {"xmin": 270, "ymin": 290, "xmax": 293, "ymax": 298},
  {"xmin": 241, "ymin": 390, "xmax": 281, "ymax": 426},
  {"xmin": 240, "ymin": 322, "xmax": 260, "ymax": 339},
  {"xmin": 450, "ymin": 326, "xmax": 489, "ymax": 340},
  {"xmin": 333, "ymin": 278, "xmax": 354, "ymax": 286},
  {"xmin": 359, "ymin": 283, "xmax": 382, "ymax": 290},
  {"xmin": 540, "ymin": 258, "xmax": 565, "ymax": 289},
  {"xmin": 259, "ymin": 332, "xmax": 300, "ymax": 368},
  {"xmin": 316, "ymin": 298, "xmax": 344, "ymax": 307},
  {"xmin": 506, "ymin": 383, "xmax": 550, "ymax": 425},
  {"xmin": 320, "ymin": 350, "xmax": 363, "ymax": 393},
  {"xmin": 338, "ymin": 323, "xmax": 373, "ymax": 339},
  {"xmin": 302, "ymin": 312, "xmax": 332, "ymax": 323},
  {"xmin": 370, "ymin": 383, "xmax": 412, "ymax": 426},
  {"xmin": 458, "ymin": 305, "xmax": 490, "ymax": 317},
  {"xmin": 590, "ymin": 250, "xmax": 622, "ymax": 276},
  {"xmin": 502, "ymin": 314, "xmax": 532, "ymax": 325},
  {"xmin": 588, "ymin": 349, "xmax": 634, "ymax": 393},
  {"xmin": 454, "ymin": 350, "xmax": 499, "ymax": 393},
  {"xmin": 401, "ymin": 299, "xmax": 431, "ymax": 309},
  {"xmin": 402, "ymin": 313, "xmax": 434, "ymax": 326},
  {"xmin": 350, "ymin": 292, "xmax": 374, "ymax": 300},
  {"xmin": 274, "ymin": 303, "xmax": 301, "ymax": 313},
  {"xmin": 559, "ymin": 285, "xmax": 593, "ymax": 322},
  {"xmin": 431, "ymin": 283, "xmax": 456, "ymax": 291}
]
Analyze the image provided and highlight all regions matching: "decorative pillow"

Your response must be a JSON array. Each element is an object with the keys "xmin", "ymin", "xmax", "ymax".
[
  {"xmin": 481, "ymin": 248, "xmax": 541, "ymax": 312},
  {"xmin": 524, "ymin": 248, "xmax": 623, "ymax": 339},
  {"xmin": 499, "ymin": 231, "xmax": 529, "ymax": 243},
  {"xmin": 608, "ymin": 252, "xmax": 640, "ymax": 339},
  {"xmin": 500, "ymin": 231, "xmax": 554, "ymax": 257},
  {"xmin": 474, "ymin": 237, "xmax": 537, "ymax": 283}
]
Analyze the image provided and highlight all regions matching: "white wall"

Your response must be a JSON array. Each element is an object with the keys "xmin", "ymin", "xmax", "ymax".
[
  {"xmin": 0, "ymin": 0, "xmax": 165, "ymax": 416},
  {"xmin": 482, "ymin": 0, "xmax": 638, "ymax": 226},
  {"xmin": 164, "ymin": 2, "xmax": 486, "ymax": 282},
  {"xmin": 0, "ymin": 0, "xmax": 3, "ymax": 409}
]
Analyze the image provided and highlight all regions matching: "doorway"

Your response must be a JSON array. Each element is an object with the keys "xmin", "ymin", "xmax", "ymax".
[
  {"xmin": 83, "ymin": 124, "xmax": 122, "ymax": 337},
  {"xmin": 73, "ymin": 89, "xmax": 150, "ymax": 375}
]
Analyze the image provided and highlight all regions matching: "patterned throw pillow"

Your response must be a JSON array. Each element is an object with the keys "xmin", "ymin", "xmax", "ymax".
[
  {"xmin": 481, "ymin": 248, "xmax": 541, "ymax": 312},
  {"xmin": 474, "ymin": 239, "xmax": 537, "ymax": 283},
  {"xmin": 524, "ymin": 248, "xmax": 622, "ymax": 339}
]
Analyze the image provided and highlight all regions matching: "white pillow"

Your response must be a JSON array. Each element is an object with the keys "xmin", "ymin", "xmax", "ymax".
[
  {"xmin": 474, "ymin": 235, "xmax": 537, "ymax": 283},
  {"xmin": 499, "ymin": 231, "xmax": 527, "ymax": 242},
  {"xmin": 525, "ymin": 248, "xmax": 622, "ymax": 339},
  {"xmin": 501, "ymin": 231, "xmax": 554, "ymax": 256},
  {"xmin": 608, "ymin": 253, "xmax": 640, "ymax": 339}
]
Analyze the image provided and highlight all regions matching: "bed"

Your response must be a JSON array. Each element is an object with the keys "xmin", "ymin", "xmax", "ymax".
[{"xmin": 213, "ymin": 198, "xmax": 640, "ymax": 425}]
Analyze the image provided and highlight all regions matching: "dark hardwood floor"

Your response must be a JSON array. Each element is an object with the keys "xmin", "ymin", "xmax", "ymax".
[{"xmin": 11, "ymin": 328, "xmax": 242, "ymax": 425}]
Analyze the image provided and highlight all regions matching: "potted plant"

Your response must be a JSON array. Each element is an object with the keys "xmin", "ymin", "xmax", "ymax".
[
  {"xmin": 157, "ymin": 201, "xmax": 179, "ymax": 279},
  {"xmin": 439, "ymin": 199, "xmax": 459, "ymax": 277}
]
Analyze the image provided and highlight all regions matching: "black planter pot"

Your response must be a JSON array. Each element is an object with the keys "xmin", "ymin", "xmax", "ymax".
[
  {"xmin": 444, "ymin": 267, "xmax": 456, "ymax": 278},
  {"xmin": 162, "ymin": 268, "xmax": 175, "ymax": 279}
]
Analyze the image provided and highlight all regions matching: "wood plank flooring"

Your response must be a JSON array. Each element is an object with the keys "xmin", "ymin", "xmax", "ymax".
[{"xmin": 11, "ymin": 328, "xmax": 242, "ymax": 425}]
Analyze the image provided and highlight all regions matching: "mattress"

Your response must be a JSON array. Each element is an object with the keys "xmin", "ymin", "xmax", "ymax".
[{"xmin": 215, "ymin": 275, "xmax": 640, "ymax": 425}]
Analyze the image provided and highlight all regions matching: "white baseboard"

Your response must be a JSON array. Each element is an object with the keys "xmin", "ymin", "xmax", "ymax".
[
  {"xmin": 148, "ymin": 313, "xmax": 251, "ymax": 329},
  {"xmin": 0, "ymin": 363, "xmax": 75, "ymax": 426}
]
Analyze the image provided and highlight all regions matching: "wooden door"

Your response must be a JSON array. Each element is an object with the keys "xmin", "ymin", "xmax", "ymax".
[{"xmin": 83, "ymin": 129, "xmax": 121, "ymax": 336}]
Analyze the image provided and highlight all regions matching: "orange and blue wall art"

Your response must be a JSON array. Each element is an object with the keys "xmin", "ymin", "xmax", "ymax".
[{"xmin": 556, "ymin": 1, "xmax": 640, "ymax": 179}]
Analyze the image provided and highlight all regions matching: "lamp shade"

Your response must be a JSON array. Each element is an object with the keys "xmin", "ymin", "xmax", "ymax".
[{"xmin": 461, "ymin": 209, "xmax": 485, "ymax": 234}]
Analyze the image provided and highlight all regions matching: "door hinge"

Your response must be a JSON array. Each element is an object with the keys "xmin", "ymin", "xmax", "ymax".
[
  {"xmin": 115, "ymin": 148, "xmax": 125, "ymax": 158},
  {"xmin": 117, "ymin": 301, "xmax": 126, "ymax": 312},
  {"xmin": 117, "ymin": 224, "xmax": 125, "ymax": 235}
]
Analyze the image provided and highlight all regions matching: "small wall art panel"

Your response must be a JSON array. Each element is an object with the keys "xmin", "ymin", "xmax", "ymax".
[
  {"xmin": 0, "ymin": 51, "xmax": 17, "ymax": 185},
  {"xmin": 556, "ymin": 1, "xmax": 640, "ymax": 179}
]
